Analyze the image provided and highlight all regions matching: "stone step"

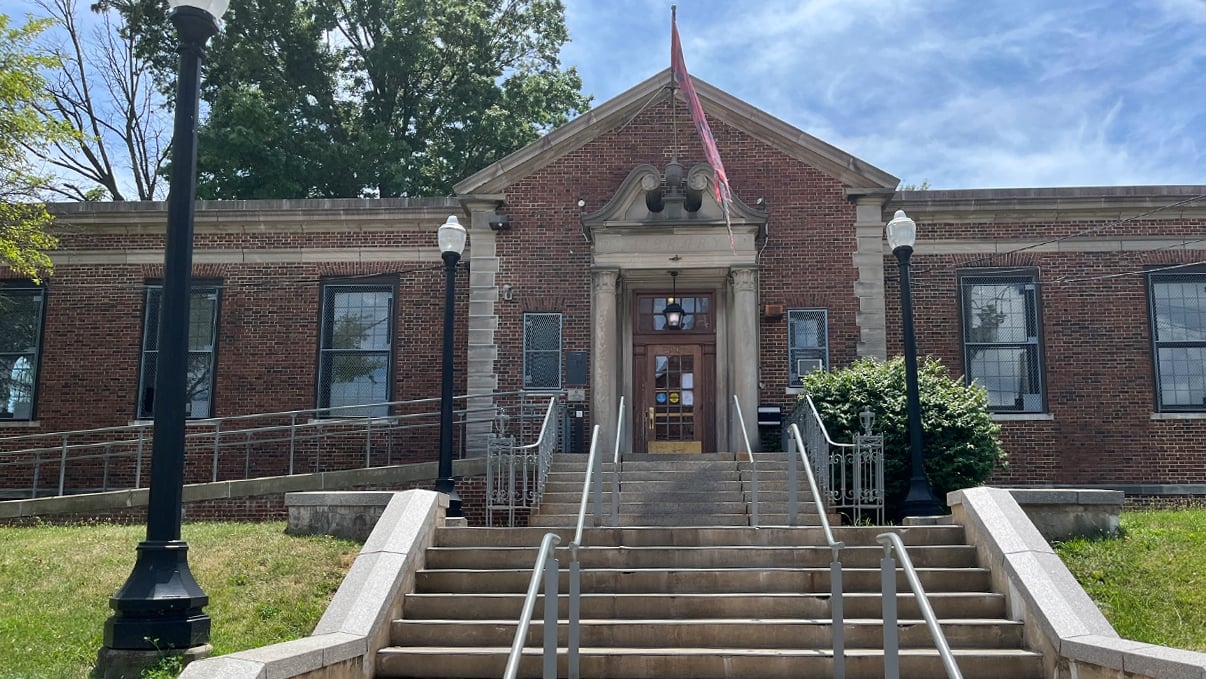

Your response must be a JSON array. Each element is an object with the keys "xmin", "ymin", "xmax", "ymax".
[
  {"xmin": 546, "ymin": 470, "xmax": 744, "ymax": 483},
  {"xmin": 527, "ymin": 513, "xmax": 754, "ymax": 527},
  {"xmin": 422, "ymin": 545, "xmax": 978, "ymax": 570},
  {"xmin": 431, "ymin": 526, "xmax": 967, "ymax": 548},
  {"xmin": 534, "ymin": 501, "xmax": 751, "ymax": 516},
  {"xmin": 414, "ymin": 567, "xmax": 993, "ymax": 595},
  {"xmin": 390, "ymin": 618, "xmax": 1027, "ymax": 649},
  {"xmin": 375, "ymin": 646, "xmax": 1043, "ymax": 679},
  {"xmin": 401, "ymin": 591, "xmax": 1008, "ymax": 620}
]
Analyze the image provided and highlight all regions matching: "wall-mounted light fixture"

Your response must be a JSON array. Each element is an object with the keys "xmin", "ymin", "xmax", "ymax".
[
  {"xmin": 488, "ymin": 201, "xmax": 510, "ymax": 231},
  {"xmin": 501, "ymin": 284, "xmax": 514, "ymax": 302},
  {"xmin": 663, "ymin": 271, "xmax": 685, "ymax": 330}
]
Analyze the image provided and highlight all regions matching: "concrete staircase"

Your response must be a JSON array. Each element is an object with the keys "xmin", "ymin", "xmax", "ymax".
[
  {"xmin": 529, "ymin": 452, "xmax": 831, "ymax": 527},
  {"xmin": 375, "ymin": 453, "xmax": 1044, "ymax": 678}
]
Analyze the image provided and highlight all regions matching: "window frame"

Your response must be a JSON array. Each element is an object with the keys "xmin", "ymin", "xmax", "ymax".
[
  {"xmin": 316, "ymin": 278, "xmax": 396, "ymax": 418},
  {"xmin": 137, "ymin": 280, "xmax": 222, "ymax": 420},
  {"xmin": 787, "ymin": 308, "xmax": 829, "ymax": 388},
  {"xmin": 0, "ymin": 281, "xmax": 47, "ymax": 421},
  {"xmin": 958, "ymin": 271, "xmax": 1045, "ymax": 413},
  {"xmin": 1148, "ymin": 270, "xmax": 1206, "ymax": 412},
  {"xmin": 523, "ymin": 312, "xmax": 563, "ymax": 391}
]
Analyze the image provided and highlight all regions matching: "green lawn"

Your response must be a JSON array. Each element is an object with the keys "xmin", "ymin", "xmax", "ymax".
[
  {"xmin": 0, "ymin": 522, "xmax": 358, "ymax": 679},
  {"xmin": 1055, "ymin": 509, "xmax": 1206, "ymax": 651}
]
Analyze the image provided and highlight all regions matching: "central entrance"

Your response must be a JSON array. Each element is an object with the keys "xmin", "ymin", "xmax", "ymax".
[{"xmin": 632, "ymin": 292, "xmax": 715, "ymax": 453}]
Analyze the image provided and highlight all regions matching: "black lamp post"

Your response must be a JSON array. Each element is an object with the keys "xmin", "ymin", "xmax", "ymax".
[
  {"xmin": 436, "ymin": 215, "xmax": 467, "ymax": 518},
  {"xmin": 887, "ymin": 209, "xmax": 944, "ymax": 518},
  {"xmin": 101, "ymin": 0, "xmax": 229, "ymax": 660}
]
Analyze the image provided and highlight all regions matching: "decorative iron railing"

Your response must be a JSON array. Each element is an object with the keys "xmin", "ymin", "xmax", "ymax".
[
  {"xmin": 486, "ymin": 395, "xmax": 563, "ymax": 526},
  {"xmin": 787, "ymin": 395, "xmax": 885, "ymax": 525}
]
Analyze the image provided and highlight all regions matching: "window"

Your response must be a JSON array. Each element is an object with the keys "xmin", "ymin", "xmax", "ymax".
[
  {"xmin": 523, "ymin": 312, "xmax": 562, "ymax": 390},
  {"xmin": 960, "ymin": 274, "xmax": 1043, "ymax": 412},
  {"xmin": 318, "ymin": 281, "xmax": 393, "ymax": 416},
  {"xmin": 788, "ymin": 309, "xmax": 828, "ymax": 387},
  {"xmin": 1149, "ymin": 273, "xmax": 1206, "ymax": 411},
  {"xmin": 138, "ymin": 283, "xmax": 220, "ymax": 419},
  {"xmin": 0, "ymin": 282, "xmax": 45, "ymax": 420}
]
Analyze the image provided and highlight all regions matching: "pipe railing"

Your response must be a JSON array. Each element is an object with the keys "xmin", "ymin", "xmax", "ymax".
[
  {"xmin": 877, "ymin": 531, "xmax": 963, "ymax": 679},
  {"xmin": 732, "ymin": 394, "xmax": 758, "ymax": 527},
  {"xmin": 502, "ymin": 532, "xmax": 561, "ymax": 679},
  {"xmin": 787, "ymin": 421, "xmax": 847, "ymax": 679},
  {"xmin": 609, "ymin": 397, "xmax": 623, "ymax": 526},
  {"xmin": 2, "ymin": 392, "xmax": 544, "ymax": 499}
]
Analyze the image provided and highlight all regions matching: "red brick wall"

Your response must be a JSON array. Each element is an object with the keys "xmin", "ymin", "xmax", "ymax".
[
  {"xmin": 493, "ymin": 99, "xmax": 859, "ymax": 423},
  {"xmin": 885, "ymin": 218, "xmax": 1206, "ymax": 487}
]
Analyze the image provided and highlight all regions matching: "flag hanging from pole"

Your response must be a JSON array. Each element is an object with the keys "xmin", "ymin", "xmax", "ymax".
[{"xmin": 670, "ymin": 8, "xmax": 735, "ymax": 249}]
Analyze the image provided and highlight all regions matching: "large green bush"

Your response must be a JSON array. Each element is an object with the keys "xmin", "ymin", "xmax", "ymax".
[{"xmin": 800, "ymin": 357, "xmax": 1006, "ymax": 519}]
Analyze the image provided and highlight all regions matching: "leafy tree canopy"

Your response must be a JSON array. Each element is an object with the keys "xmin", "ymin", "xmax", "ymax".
[
  {"xmin": 0, "ymin": 14, "xmax": 68, "ymax": 281},
  {"xmin": 801, "ymin": 356, "xmax": 1007, "ymax": 519},
  {"xmin": 111, "ymin": 0, "xmax": 591, "ymax": 199}
]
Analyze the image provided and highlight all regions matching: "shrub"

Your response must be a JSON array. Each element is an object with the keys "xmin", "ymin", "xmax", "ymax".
[{"xmin": 800, "ymin": 356, "xmax": 1006, "ymax": 519}]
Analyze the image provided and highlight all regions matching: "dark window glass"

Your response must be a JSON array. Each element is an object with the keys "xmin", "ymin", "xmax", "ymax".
[
  {"xmin": 1151, "ymin": 274, "xmax": 1206, "ymax": 410},
  {"xmin": 138, "ymin": 284, "xmax": 220, "ymax": 419},
  {"xmin": 523, "ymin": 313, "xmax": 562, "ymax": 390},
  {"xmin": 960, "ymin": 275, "xmax": 1044, "ymax": 412},
  {"xmin": 788, "ymin": 309, "xmax": 828, "ymax": 387},
  {"xmin": 318, "ymin": 283, "xmax": 393, "ymax": 417},
  {"xmin": 0, "ymin": 283, "xmax": 45, "ymax": 420}
]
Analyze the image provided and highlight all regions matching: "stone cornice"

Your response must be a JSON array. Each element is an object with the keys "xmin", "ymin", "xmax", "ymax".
[
  {"xmin": 47, "ymin": 198, "xmax": 462, "ymax": 234},
  {"xmin": 888, "ymin": 186, "xmax": 1206, "ymax": 223}
]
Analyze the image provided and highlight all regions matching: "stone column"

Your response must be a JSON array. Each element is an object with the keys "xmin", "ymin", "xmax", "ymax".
[
  {"xmin": 851, "ymin": 194, "xmax": 892, "ymax": 360},
  {"xmin": 463, "ymin": 200, "xmax": 500, "ymax": 457},
  {"xmin": 730, "ymin": 267, "xmax": 759, "ymax": 452},
  {"xmin": 591, "ymin": 268, "xmax": 620, "ymax": 456}
]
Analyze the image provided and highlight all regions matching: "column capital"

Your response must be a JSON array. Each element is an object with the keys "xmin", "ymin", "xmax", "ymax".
[
  {"xmin": 592, "ymin": 268, "xmax": 620, "ymax": 293},
  {"xmin": 729, "ymin": 266, "xmax": 758, "ymax": 292}
]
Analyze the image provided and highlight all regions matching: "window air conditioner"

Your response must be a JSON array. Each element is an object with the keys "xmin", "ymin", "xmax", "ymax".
[{"xmin": 797, "ymin": 358, "xmax": 824, "ymax": 376}]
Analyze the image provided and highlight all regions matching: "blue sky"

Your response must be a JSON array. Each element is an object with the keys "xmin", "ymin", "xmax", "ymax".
[
  {"xmin": 8, "ymin": 0, "xmax": 1204, "ymax": 192},
  {"xmin": 560, "ymin": 0, "xmax": 1206, "ymax": 189}
]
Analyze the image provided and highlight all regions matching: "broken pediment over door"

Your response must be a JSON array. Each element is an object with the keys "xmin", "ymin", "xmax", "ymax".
[{"xmin": 581, "ymin": 162, "xmax": 768, "ymax": 240}]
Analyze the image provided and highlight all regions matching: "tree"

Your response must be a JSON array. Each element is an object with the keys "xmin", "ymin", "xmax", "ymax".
[
  {"xmin": 32, "ymin": 0, "xmax": 172, "ymax": 201},
  {"xmin": 0, "ymin": 14, "xmax": 68, "ymax": 281},
  {"xmin": 801, "ymin": 357, "xmax": 1006, "ymax": 519},
  {"xmin": 112, "ymin": 0, "xmax": 590, "ymax": 199}
]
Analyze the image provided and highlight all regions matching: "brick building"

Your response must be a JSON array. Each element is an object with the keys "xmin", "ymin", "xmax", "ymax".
[{"xmin": 3, "ymin": 70, "xmax": 1205, "ymax": 498}]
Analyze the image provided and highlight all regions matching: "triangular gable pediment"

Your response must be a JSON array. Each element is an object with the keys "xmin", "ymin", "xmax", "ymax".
[{"xmin": 453, "ymin": 68, "xmax": 898, "ymax": 197}]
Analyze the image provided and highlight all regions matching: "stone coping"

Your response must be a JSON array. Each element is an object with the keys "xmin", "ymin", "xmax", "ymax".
[
  {"xmin": 950, "ymin": 486, "xmax": 1206, "ymax": 678},
  {"xmin": 179, "ymin": 489, "xmax": 448, "ymax": 679},
  {"xmin": 0, "ymin": 457, "xmax": 486, "ymax": 520}
]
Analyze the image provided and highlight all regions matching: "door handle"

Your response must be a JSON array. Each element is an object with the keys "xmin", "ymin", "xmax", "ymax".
[{"xmin": 648, "ymin": 407, "xmax": 655, "ymax": 431}]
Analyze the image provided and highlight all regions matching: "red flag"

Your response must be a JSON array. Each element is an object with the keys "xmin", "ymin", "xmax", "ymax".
[{"xmin": 671, "ymin": 10, "xmax": 734, "ymax": 246}]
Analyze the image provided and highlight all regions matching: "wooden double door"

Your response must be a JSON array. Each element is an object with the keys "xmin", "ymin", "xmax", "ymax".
[{"xmin": 632, "ymin": 292, "xmax": 715, "ymax": 454}]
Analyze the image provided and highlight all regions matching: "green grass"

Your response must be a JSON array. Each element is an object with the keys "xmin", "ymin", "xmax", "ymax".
[
  {"xmin": 0, "ymin": 521, "xmax": 358, "ymax": 679},
  {"xmin": 1055, "ymin": 509, "xmax": 1206, "ymax": 651}
]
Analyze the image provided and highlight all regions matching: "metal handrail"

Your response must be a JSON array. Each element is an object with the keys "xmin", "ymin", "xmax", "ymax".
[
  {"xmin": 732, "ymin": 394, "xmax": 758, "ymax": 527},
  {"xmin": 3, "ymin": 391, "xmax": 543, "ymax": 499},
  {"xmin": 610, "ymin": 397, "xmax": 623, "ymax": 525},
  {"xmin": 512, "ymin": 396, "xmax": 559, "ymax": 508},
  {"xmin": 486, "ymin": 395, "xmax": 563, "ymax": 526},
  {"xmin": 877, "ymin": 532, "xmax": 963, "ymax": 679},
  {"xmin": 503, "ymin": 532, "xmax": 561, "ymax": 679},
  {"xmin": 787, "ymin": 421, "xmax": 847, "ymax": 679},
  {"xmin": 565, "ymin": 424, "xmax": 602, "ymax": 679},
  {"xmin": 0, "ymin": 389, "xmax": 533, "ymax": 449}
]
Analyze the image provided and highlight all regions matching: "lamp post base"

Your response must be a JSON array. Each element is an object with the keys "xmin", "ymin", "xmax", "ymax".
[
  {"xmin": 900, "ymin": 477, "xmax": 946, "ymax": 519},
  {"xmin": 95, "ymin": 643, "xmax": 212, "ymax": 679},
  {"xmin": 103, "ymin": 540, "xmax": 210, "ymax": 650},
  {"xmin": 435, "ymin": 478, "xmax": 463, "ymax": 518}
]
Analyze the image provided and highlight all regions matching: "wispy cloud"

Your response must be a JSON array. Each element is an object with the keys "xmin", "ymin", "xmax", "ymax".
[{"xmin": 564, "ymin": 0, "xmax": 1206, "ymax": 189}]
